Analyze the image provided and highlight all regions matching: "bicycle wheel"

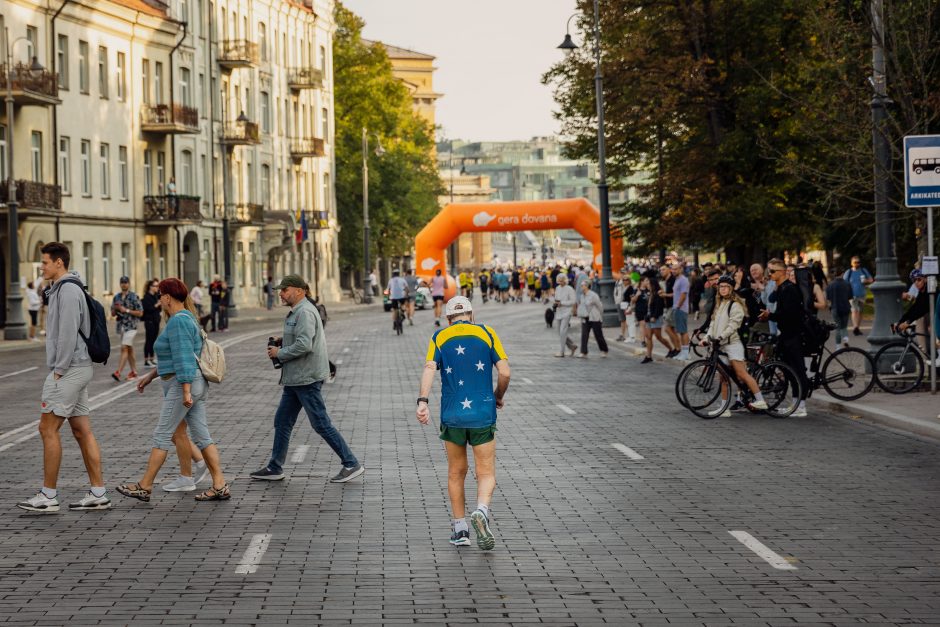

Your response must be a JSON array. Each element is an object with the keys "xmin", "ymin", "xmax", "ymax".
[
  {"xmin": 821, "ymin": 347, "xmax": 875, "ymax": 400},
  {"xmin": 678, "ymin": 360, "xmax": 730, "ymax": 419},
  {"xmin": 757, "ymin": 360, "xmax": 801, "ymax": 418},
  {"xmin": 674, "ymin": 359, "xmax": 707, "ymax": 409},
  {"xmin": 690, "ymin": 330, "xmax": 707, "ymax": 358},
  {"xmin": 873, "ymin": 341, "xmax": 924, "ymax": 394},
  {"xmin": 352, "ymin": 289, "xmax": 363, "ymax": 304}
]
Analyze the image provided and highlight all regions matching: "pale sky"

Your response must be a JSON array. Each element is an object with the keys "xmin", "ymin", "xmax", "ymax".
[{"xmin": 339, "ymin": 0, "xmax": 579, "ymax": 142}]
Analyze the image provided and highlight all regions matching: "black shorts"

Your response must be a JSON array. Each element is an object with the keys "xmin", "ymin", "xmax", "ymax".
[
  {"xmin": 391, "ymin": 298, "xmax": 406, "ymax": 308},
  {"xmin": 433, "ymin": 295, "xmax": 444, "ymax": 302},
  {"xmin": 28, "ymin": 310, "xmax": 38, "ymax": 325}
]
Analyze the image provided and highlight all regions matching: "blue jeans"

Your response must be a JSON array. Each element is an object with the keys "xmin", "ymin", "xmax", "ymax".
[
  {"xmin": 267, "ymin": 381, "xmax": 358, "ymax": 473},
  {"xmin": 152, "ymin": 374, "xmax": 212, "ymax": 450}
]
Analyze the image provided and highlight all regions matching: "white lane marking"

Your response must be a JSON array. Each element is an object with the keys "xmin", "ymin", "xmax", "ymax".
[
  {"xmin": 729, "ymin": 530, "xmax": 797, "ymax": 571},
  {"xmin": 235, "ymin": 533, "xmax": 272, "ymax": 575},
  {"xmin": 0, "ymin": 366, "xmax": 38, "ymax": 380},
  {"xmin": 342, "ymin": 347, "xmax": 350, "ymax": 353},
  {"xmin": 1, "ymin": 326, "xmax": 278, "ymax": 452},
  {"xmin": 611, "ymin": 443, "xmax": 644, "ymax": 460},
  {"xmin": 353, "ymin": 337, "xmax": 359, "ymax": 342},
  {"xmin": 218, "ymin": 329, "xmax": 280, "ymax": 350},
  {"xmin": 290, "ymin": 445, "xmax": 310, "ymax": 464},
  {"xmin": 334, "ymin": 359, "xmax": 343, "ymax": 365},
  {"xmin": 521, "ymin": 377, "xmax": 534, "ymax": 385},
  {"xmin": 556, "ymin": 403, "xmax": 576, "ymax": 415}
]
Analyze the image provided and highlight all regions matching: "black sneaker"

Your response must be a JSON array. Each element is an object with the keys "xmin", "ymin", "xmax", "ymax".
[
  {"xmin": 853, "ymin": 327, "xmax": 862, "ymax": 336},
  {"xmin": 449, "ymin": 529, "xmax": 471, "ymax": 546},
  {"xmin": 329, "ymin": 463, "xmax": 364, "ymax": 483},
  {"xmin": 641, "ymin": 356, "xmax": 653, "ymax": 364},
  {"xmin": 249, "ymin": 467, "xmax": 285, "ymax": 481}
]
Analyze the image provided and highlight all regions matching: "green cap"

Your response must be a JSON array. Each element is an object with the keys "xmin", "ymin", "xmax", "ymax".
[{"xmin": 276, "ymin": 274, "xmax": 308, "ymax": 290}]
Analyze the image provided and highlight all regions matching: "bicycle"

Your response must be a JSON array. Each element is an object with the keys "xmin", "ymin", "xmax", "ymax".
[
  {"xmin": 677, "ymin": 330, "xmax": 779, "ymax": 409},
  {"xmin": 392, "ymin": 299, "xmax": 404, "ymax": 336},
  {"xmin": 349, "ymin": 288, "xmax": 364, "ymax": 304},
  {"xmin": 872, "ymin": 325, "xmax": 937, "ymax": 394},
  {"xmin": 676, "ymin": 339, "xmax": 801, "ymax": 419},
  {"xmin": 803, "ymin": 324, "xmax": 875, "ymax": 401}
]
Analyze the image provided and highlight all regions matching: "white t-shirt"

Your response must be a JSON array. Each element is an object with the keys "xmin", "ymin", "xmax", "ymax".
[
  {"xmin": 190, "ymin": 286, "xmax": 203, "ymax": 305},
  {"xmin": 26, "ymin": 288, "xmax": 41, "ymax": 311}
]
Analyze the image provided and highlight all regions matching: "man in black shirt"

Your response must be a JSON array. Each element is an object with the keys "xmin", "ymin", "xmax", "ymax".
[{"xmin": 759, "ymin": 259, "xmax": 809, "ymax": 416}]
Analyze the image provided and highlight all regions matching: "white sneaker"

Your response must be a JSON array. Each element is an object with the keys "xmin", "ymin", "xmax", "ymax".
[
  {"xmin": 708, "ymin": 407, "xmax": 732, "ymax": 418},
  {"xmin": 16, "ymin": 492, "xmax": 60, "ymax": 513},
  {"xmin": 553, "ymin": 352, "xmax": 565, "ymax": 358},
  {"xmin": 676, "ymin": 350, "xmax": 690, "ymax": 361},
  {"xmin": 68, "ymin": 492, "xmax": 112, "ymax": 510},
  {"xmin": 792, "ymin": 407, "xmax": 808, "ymax": 417},
  {"xmin": 749, "ymin": 400, "xmax": 769, "ymax": 410},
  {"xmin": 161, "ymin": 475, "xmax": 196, "ymax": 492},
  {"xmin": 193, "ymin": 460, "xmax": 210, "ymax": 485}
]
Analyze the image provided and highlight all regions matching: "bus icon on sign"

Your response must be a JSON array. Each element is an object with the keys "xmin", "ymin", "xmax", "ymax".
[{"xmin": 913, "ymin": 158, "xmax": 940, "ymax": 175}]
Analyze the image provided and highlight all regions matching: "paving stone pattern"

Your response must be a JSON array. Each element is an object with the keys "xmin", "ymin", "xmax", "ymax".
[{"xmin": 0, "ymin": 302, "xmax": 939, "ymax": 625}]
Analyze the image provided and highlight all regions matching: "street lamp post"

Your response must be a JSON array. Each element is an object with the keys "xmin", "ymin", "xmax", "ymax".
[
  {"xmin": 361, "ymin": 128, "xmax": 385, "ymax": 304},
  {"xmin": 219, "ymin": 100, "xmax": 249, "ymax": 319},
  {"xmin": 3, "ymin": 32, "xmax": 42, "ymax": 341},
  {"xmin": 867, "ymin": 0, "xmax": 903, "ymax": 349},
  {"xmin": 559, "ymin": 2, "xmax": 619, "ymax": 326}
]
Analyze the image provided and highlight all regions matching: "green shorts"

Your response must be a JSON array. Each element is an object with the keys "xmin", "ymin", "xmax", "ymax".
[{"xmin": 440, "ymin": 424, "xmax": 497, "ymax": 447}]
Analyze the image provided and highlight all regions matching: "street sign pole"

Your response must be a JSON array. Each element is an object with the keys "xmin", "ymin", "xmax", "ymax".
[{"xmin": 928, "ymin": 206, "xmax": 936, "ymax": 394}]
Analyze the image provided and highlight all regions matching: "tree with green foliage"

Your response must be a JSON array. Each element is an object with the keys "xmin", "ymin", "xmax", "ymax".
[{"xmin": 333, "ymin": 3, "xmax": 443, "ymax": 276}]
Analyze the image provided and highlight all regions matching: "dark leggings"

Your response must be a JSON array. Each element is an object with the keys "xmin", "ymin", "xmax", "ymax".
[
  {"xmin": 777, "ymin": 335, "xmax": 809, "ymax": 401},
  {"xmin": 144, "ymin": 319, "xmax": 160, "ymax": 359},
  {"xmin": 580, "ymin": 320, "xmax": 609, "ymax": 354}
]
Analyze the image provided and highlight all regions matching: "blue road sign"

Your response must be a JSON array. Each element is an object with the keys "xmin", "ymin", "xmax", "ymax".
[{"xmin": 904, "ymin": 134, "xmax": 940, "ymax": 208}]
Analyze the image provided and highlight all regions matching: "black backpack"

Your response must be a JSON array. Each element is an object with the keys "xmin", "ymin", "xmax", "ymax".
[{"xmin": 59, "ymin": 277, "xmax": 111, "ymax": 364}]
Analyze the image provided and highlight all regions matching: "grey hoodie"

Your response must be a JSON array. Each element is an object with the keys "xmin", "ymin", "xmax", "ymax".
[{"xmin": 46, "ymin": 271, "xmax": 91, "ymax": 375}]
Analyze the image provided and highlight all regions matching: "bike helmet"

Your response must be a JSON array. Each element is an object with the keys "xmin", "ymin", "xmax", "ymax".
[
  {"xmin": 717, "ymin": 274, "xmax": 735, "ymax": 288},
  {"xmin": 910, "ymin": 268, "xmax": 924, "ymax": 280}
]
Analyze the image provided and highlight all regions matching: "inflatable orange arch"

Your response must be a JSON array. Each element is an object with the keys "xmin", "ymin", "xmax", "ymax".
[{"xmin": 415, "ymin": 198, "xmax": 624, "ymax": 284}]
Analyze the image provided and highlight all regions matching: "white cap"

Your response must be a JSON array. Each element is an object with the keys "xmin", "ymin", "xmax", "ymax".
[{"xmin": 445, "ymin": 295, "xmax": 473, "ymax": 316}]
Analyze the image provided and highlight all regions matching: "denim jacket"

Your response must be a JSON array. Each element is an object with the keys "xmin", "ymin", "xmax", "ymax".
[{"xmin": 277, "ymin": 298, "xmax": 330, "ymax": 386}]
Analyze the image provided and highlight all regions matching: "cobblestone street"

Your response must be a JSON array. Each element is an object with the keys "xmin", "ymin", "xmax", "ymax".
[{"xmin": 1, "ymin": 301, "xmax": 939, "ymax": 626}]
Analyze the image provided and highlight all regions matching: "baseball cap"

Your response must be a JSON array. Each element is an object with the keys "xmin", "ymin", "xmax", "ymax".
[
  {"xmin": 276, "ymin": 274, "xmax": 308, "ymax": 290},
  {"xmin": 445, "ymin": 295, "xmax": 473, "ymax": 316},
  {"xmin": 119, "ymin": 276, "xmax": 130, "ymax": 283}
]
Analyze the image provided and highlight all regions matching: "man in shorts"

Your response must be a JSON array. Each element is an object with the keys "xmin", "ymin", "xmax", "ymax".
[
  {"xmin": 431, "ymin": 268, "xmax": 446, "ymax": 327},
  {"xmin": 111, "ymin": 276, "xmax": 143, "ymax": 381},
  {"xmin": 671, "ymin": 264, "xmax": 691, "ymax": 359},
  {"xmin": 843, "ymin": 256, "xmax": 873, "ymax": 336},
  {"xmin": 404, "ymin": 268, "xmax": 419, "ymax": 326},
  {"xmin": 18, "ymin": 242, "xmax": 110, "ymax": 513},
  {"xmin": 416, "ymin": 296, "xmax": 511, "ymax": 550},
  {"xmin": 387, "ymin": 269, "xmax": 409, "ymax": 328}
]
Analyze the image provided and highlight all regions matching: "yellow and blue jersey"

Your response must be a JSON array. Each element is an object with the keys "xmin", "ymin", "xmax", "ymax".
[{"xmin": 425, "ymin": 321, "xmax": 508, "ymax": 428}]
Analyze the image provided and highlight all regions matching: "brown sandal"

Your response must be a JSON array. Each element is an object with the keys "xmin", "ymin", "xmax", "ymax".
[
  {"xmin": 116, "ymin": 483, "xmax": 152, "ymax": 502},
  {"xmin": 195, "ymin": 484, "xmax": 230, "ymax": 501}
]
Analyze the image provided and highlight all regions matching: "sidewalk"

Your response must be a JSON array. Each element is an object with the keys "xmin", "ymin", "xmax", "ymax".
[{"xmin": 609, "ymin": 321, "xmax": 940, "ymax": 441}]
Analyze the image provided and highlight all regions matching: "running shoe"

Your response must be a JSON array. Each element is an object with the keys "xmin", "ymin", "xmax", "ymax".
[
  {"xmin": 126, "ymin": 371, "xmax": 138, "ymax": 381},
  {"xmin": 449, "ymin": 529, "xmax": 471, "ymax": 547},
  {"xmin": 792, "ymin": 407, "xmax": 808, "ymax": 417},
  {"xmin": 161, "ymin": 475, "xmax": 196, "ymax": 492},
  {"xmin": 749, "ymin": 400, "xmax": 769, "ymax": 411},
  {"xmin": 193, "ymin": 460, "xmax": 210, "ymax": 484},
  {"xmin": 470, "ymin": 509, "xmax": 495, "ymax": 550},
  {"xmin": 641, "ymin": 356, "xmax": 653, "ymax": 364},
  {"xmin": 16, "ymin": 492, "xmax": 59, "ymax": 513},
  {"xmin": 68, "ymin": 492, "xmax": 112, "ymax": 510},
  {"xmin": 111, "ymin": 370, "xmax": 121, "ymax": 382},
  {"xmin": 329, "ymin": 463, "xmax": 364, "ymax": 483},
  {"xmin": 250, "ymin": 467, "xmax": 285, "ymax": 481},
  {"xmin": 708, "ymin": 407, "xmax": 732, "ymax": 418}
]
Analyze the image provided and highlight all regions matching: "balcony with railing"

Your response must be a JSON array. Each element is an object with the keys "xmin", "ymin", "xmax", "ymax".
[
  {"xmin": 220, "ymin": 118, "xmax": 261, "ymax": 145},
  {"xmin": 140, "ymin": 104, "xmax": 200, "ymax": 134},
  {"xmin": 218, "ymin": 40, "xmax": 259, "ymax": 69},
  {"xmin": 2, "ymin": 63, "xmax": 60, "ymax": 106},
  {"xmin": 0, "ymin": 180, "xmax": 62, "ymax": 214},
  {"xmin": 287, "ymin": 67, "xmax": 324, "ymax": 91},
  {"xmin": 143, "ymin": 195, "xmax": 202, "ymax": 223},
  {"xmin": 233, "ymin": 203, "xmax": 264, "ymax": 224},
  {"xmin": 289, "ymin": 137, "xmax": 326, "ymax": 160}
]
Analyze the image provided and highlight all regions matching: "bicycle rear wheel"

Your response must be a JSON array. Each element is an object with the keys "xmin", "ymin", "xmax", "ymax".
[
  {"xmin": 873, "ymin": 341, "xmax": 923, "ymax": 394},
  {"xmin": 822, "ymin": 347, "xmax": 875, "ymax": 400},
  {"xmin": 678, "ymin": 360, "xmax": 730, "ymax": 419},
  {"xmin": 757, "ymin": 360, "xmax": 801, "ymax": 418}
]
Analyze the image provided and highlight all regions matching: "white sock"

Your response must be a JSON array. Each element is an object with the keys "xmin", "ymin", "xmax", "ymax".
[
  {"xmin": 754, "ymin": 392, "xmax": 765, "ymax": 403},
  {"xmin": 452, "ymin": 518, "xmax": 468, "ymax": 533},
  {"xmin": 41, "ymin": 487, "xmax": 57, "ymax": 499},
  {"xmin": 90, "ymin": 486, "xmax": 106, "ymax": 498},
  {"xmin": 476, "ymin": 503, "xmax": 490, "ymax": 518},
  {"xmin": 798, "ymin": 401, "xmax": 806, "ymax": 411}
]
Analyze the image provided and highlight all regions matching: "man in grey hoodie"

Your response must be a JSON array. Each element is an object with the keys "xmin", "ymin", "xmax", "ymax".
[{"xmin": 17, "ymin": 242, "xmax": 111, "ymax": 513}]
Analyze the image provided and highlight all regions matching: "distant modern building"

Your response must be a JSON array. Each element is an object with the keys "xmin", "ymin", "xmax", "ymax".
[{"xmin": 436, "ymin": 137, "xmax": 644, "ymax": 268}]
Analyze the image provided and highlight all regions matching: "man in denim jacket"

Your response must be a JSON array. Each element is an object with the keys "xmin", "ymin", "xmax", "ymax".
[{"xmin": 250, "ymin": 274, "xmax": 364, "ymax": 483}]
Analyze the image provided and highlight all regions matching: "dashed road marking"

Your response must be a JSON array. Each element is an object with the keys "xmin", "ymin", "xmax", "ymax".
[
  {"xmin": 353, "ymin": 337, "xmax": 359, "ymax": 342},
  {"xmin": 290, "ymin": 445, "xmax": 310, "ymax": 464},
  {"xmin": 556, "ymin": 403, "xmax": 576, "ymax": 415},
  {"xmin": 611, "ymin": 443, "xmax": 644, "ymax": 460},
  {"xmin": 335, "ymin": 359, "xmax": 343, "ymax": 365},
  {"xmin": 521, "ymin": 377, "xmax": 534, "ymax": 385},
  {"xmin": 0, "ymin": 366, "xmax": 38, "ymax": 380},
  {"xmin": 729, "ymin": 530, "xmax": 797, "ymax": 570},
  {"xmin": 235, "ymin": 533, "xmax": 272, "ymax": 575},
  {"xmin": 342, "ymin": 347, "xmax": 350, "ymax": 353}
]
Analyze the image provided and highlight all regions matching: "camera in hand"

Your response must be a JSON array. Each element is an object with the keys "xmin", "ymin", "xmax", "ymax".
[{"xmin": 268, "ymin": 337, "xmax": 283, "ymax": 369}]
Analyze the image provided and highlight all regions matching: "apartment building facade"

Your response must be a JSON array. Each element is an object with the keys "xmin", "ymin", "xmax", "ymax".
[{"xmin": 0, "ymin": 0, "xmax": 340, "ymax": 330}]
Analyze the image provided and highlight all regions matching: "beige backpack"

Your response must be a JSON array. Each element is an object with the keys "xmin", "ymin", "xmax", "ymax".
[{"xmin": 195, "ymin": 327, "xmax": 226, "ymax": 383}]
